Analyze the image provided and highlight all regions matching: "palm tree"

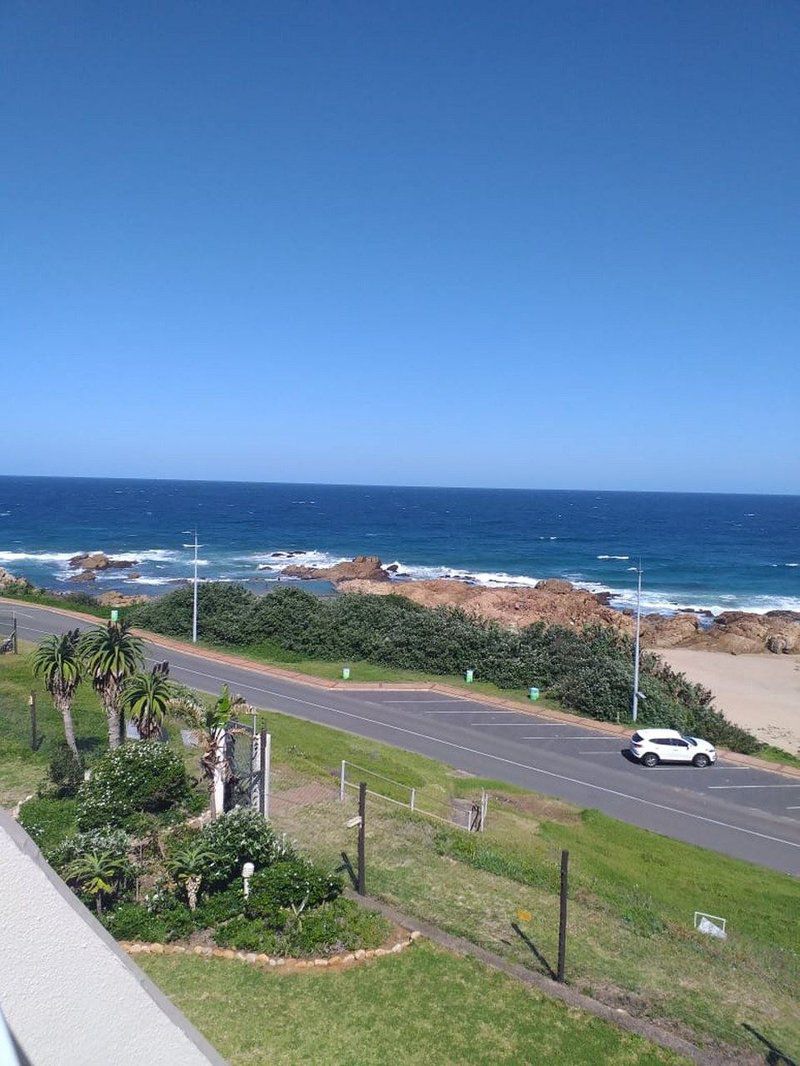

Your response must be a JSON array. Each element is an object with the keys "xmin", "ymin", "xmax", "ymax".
[
  {"xmin": 32, "ymin": 630, "xmax": 83, "ymax": 757},
  {"xmin": 180, "ymin": 684, "xmax": 249, "ymax": 818},
  {"xmin": 66, "ymin": 850, "xmax": 128, "ymax": 916},
  {"xmin": 123, "ymin": 661, "xmax": 174, "ymax": 740},
  {"xmin": 80, "ymin": 621, "xmax": 145, "ymax": 749},
  {"xmin": 166, "ymin": 839, "xmax": 213, "ymax": 910}
]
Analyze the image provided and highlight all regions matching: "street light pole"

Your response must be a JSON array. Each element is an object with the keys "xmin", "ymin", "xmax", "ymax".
[
  {"xmin": 632, "ymin": 559, "xmax": 643, "ymax": 723},
  {"xmin": 192, "ymin": 531, "xmax": 199, "ymax": 643},
  {"xmin": 182, "ymin": 530, "xmax": 201, "ymax": 643}
]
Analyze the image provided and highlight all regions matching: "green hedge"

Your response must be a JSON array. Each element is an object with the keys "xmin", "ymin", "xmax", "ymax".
[
  {"xmin": 77, "ymin": 742, "xmax": 191, "ymax": 829},
  {"xmin": 130, "ymin": 584, "xmax": 762, "ymax": 753}
]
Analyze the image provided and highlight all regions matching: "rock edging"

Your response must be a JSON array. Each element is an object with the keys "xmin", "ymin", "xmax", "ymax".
[{"xmin": 121, "ymin": 930, "xmax": 422, "ymax": 969}]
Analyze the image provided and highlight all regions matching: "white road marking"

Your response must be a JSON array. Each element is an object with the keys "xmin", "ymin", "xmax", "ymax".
[
  {"xmin": 578, "ymin": 750, "xmax": 623, "ymax": 755},
  {"xmin": 145, "ymin": 648, "xmax": 800, "ymax": 852},
  {"xmin": 708, "ymin": 784, "xmax": 800, "ymax": 790},
  {"xmin": 382, "ymin": 699, "xmax": 467, "ymax": 704},
  {"xmin": 788, "ymin": 806, "xmax": 800, "ymax": 810},
  {"xmin": 522, "ymin": 735, "xmax": 622, "ymax": 740}
]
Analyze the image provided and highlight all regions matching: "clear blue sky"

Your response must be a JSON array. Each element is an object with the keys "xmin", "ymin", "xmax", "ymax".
[{"xmin": 3, "ymin": 2, "xmax": 798, "ymax": 492}]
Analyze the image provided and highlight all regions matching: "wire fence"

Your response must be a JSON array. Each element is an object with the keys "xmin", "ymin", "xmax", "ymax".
[{"xmin": 338, "ymin": 759, "xmax": 487, "ymax": 832}]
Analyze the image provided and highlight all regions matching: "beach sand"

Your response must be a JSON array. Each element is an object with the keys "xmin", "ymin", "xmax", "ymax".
[{"xmin": 659, "ymin": 649, "xmax": 800, "ymax": 755}]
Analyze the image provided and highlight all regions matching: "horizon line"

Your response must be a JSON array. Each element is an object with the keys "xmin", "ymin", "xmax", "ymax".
[{"xmin": 0, "ymin": 472, "xmax": 798, "ymax": 499}]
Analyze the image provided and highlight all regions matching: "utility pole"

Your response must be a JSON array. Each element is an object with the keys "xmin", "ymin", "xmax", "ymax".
[
  {"xmin": 632, "ymin": 559, "xmax": 643, "ymax": 723},
  {"xmin": 357, "ymin": 781, "xmax": 367, "ymax": 896}
]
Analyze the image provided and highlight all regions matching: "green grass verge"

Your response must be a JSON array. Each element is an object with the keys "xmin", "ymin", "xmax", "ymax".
[
  {"xmin": 139, "ymin": 942, "xmax": 686, "ymax": 1066},
  {"xmin": 0, "ymin": 587, "xmax": 109, "ymax": 618}
]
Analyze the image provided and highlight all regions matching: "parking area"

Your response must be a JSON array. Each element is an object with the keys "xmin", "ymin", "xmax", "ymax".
[{"xmin": 363, "ymin": 693, "xmax": 800, "ymax": 820}]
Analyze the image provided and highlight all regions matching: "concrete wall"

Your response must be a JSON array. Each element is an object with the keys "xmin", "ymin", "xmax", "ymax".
[{"xmin": 0, "ymin": 811, "xmax": 226, "ymax": 1066}]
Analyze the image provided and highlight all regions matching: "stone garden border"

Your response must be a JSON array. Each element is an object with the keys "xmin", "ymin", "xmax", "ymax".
[{"xmin": 122, "ymin": 929, "xmax": 422, "ymax": 971}]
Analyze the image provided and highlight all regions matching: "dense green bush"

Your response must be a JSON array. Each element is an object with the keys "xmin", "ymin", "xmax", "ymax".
[
  {"xmin": 283, "ymin": 898, "xmax": 390, "ymax": 957},
  {"xmin": 46, "ymin": 741, "xmax": 85, "ymax": 798},
  {"xmin": 51, "ymin": 826, "xmax": 131, "ymax": 873},
  {"xmin": 198, "ymin": 807, "xmax": 296, "ymax": 890},
  {"xmin": 212, "ymin": 898, "xmax": 389, "ymax": 957},
  {"xmin": 104, "ymin": 900, "xmax": 196, "ymax": 943},
  {"xmin": 248, "ymin": 858, "xmax": 342, "ymax": 911},
  {"xmin": 213, "ymin": 916, "xmax": 281, "ymax": 954},
  {"xmin": 76, "ymin": 742, "xmax": 191, "ymax": 830},
  {"xmin": 130, "ymin": 583, "xmax": 763, "ymax": 753},
  {"xmin": 18, "ymin": 797, "xmax": 78, "ymax": 854}
]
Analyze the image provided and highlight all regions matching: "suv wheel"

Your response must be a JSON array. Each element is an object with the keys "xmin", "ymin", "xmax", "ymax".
[
  {"xmin": 692, "ymin": 753, "xmax": 711, "ymax": 768},
  {"xmin": 642, "ymin": 752, "xmax": 659, "ymax": 768}
]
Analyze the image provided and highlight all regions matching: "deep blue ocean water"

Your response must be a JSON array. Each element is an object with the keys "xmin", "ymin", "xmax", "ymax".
[{"xmin": 0, "ymin": 476, "xmax": 798, "ymax": 614}]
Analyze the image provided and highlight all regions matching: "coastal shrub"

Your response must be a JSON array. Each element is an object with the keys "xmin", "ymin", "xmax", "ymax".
[
  {"xmin": 283, "ymin": 898, "xmax": 391, "ymax": 957},
  {"xmin": 104, "ymin": 900, "xmax": 195, "ymax": 943},
  {"xmin": 247, "ymin": 858, "xmax": 343, "ymax": 910},
  {"xmin": 46, "ymin": 741, "xmax": 85, "ymax": 798},
  {"xmin": 213, "ymin": 916, "xmax": 281, "ymax": 954},
  {"xmin": 212, "ymin": 899, "xmax": 390, "ymax": 957},
  {"xmin": 131, "ymin": 584, "xmax": 765, "ymax": 754},
  {"xmin": 198, "ymin": 808, "xmax": 296, "ymax": 890},
  {"xmin": 76, "ymin": 742, "xmax": 190, "ymax": 830},
  {"xmin": 104, "ymin": 902, "xmax": 170, "ymax": 943},
  {"xmin": 50, "ymin": 826, "xmax": 131, "ymax": 875},
  {"xmin": 18, "ymin": 797, "xmax": 78, "ymax": 854}
]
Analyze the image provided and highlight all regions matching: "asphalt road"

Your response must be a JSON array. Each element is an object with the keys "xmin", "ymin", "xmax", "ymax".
[{"xmin": 7, "ymin": 603, "xmax": 800, "ymax": 876}]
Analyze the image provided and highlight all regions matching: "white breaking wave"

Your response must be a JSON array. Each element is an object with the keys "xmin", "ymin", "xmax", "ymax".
[
  {"xmin": 597, "ymin": 555, "xmax": 630, "ymax": 560},
  {"xmin": 0, "ymin": 550, "xmax": 80, "ymax": 563},
  {"xmin": 244, "ymin": 549, "xmax": 351, "ymax": 571}
]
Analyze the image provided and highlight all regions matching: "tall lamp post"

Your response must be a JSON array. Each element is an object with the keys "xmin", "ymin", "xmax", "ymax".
[
  {"xmin": 631, "ymin": 559, "xmax": 643, "ymax": 723},
  {"xmin": 182, "ymin": 530, "xmax": 201, "ymax": 643}
]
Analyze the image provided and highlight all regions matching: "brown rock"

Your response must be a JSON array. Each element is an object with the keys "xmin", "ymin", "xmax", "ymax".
[
  {"xmin": 283, "ymin": 555, "xmax": 391, "ymax": 584},
  {"xmin": 69, "ymin": 552, "xmax": 138, "ymax": 571},
  {"xmin": 0, "ymin": 567, "xmax": 33, "ymax": 592},
  {"xmin": 70, "ymin": 570, "xmax": 96, "ymax": 583},
  {"xmin": 534, "ymin": 578, "xmax": 575, "ymax": 595},
  {"xmin": 641, "ymin": 613, "xmax": 700, "ymax": 649},
  {"xmin": 97, "ymin": 590, "xmax": 149, "ymax": 607}
]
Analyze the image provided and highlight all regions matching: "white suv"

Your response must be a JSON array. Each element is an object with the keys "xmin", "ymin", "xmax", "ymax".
[{"xmin": 630, "ymin": 728, "xmax": 717, "ymax": 768}]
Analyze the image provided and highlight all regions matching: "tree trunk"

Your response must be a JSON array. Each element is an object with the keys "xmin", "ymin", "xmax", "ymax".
[
  {"xmin": 210, "ymin": 730, "xmax": 226, "ymax": 819},
  {"xmin": 104, "ymin": 678, "xmax": 123, "ymax": 749},
  {"xmin": 186, "ymin": 876, "xmax": 200, "ymax": 911},
  {"xmin": 57, "ymin": 696, "xmax": 79, "ymax": 757},
  {"xmin": 107, "ymin": 708, "xmax": 119, "ymax": 750},
  {"xmin": 96, "ymin": 895, "xmax": 103, "ymax": 916}
]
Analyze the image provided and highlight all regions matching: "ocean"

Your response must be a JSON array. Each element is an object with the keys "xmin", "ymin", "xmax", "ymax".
[{"xmin": 0, "ymin": 476, "xmax": 798, "ymax": 615}]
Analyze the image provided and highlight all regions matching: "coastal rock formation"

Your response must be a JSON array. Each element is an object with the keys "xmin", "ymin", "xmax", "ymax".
[
  {"xmin": 325, "ymin": 562, "xmax": 800, "ymax": 655},
  {"xmin": 340, "ymin": 576, "xmax": 634, "ymax": 632},
  {"xmin": 69, "ymin": 552, "xmax": 139, "ymax": 572},
  {"xmin": 283, "ymin": 555, "xmax": 391, "ymax": 584},
  {"xmin": 70, "ymin": 570, "xmax": 96, "ymax": 583},
  {"xmin": 0, "ymin": 567, "xmax": 33, "ymax": 592},
  {"xmin": 639, "ymin": 613, "xmax": 700, "ymax": 648},
  {"xmin": 97, "ymin": 591, "xmax": 150, "ymax": 607}
]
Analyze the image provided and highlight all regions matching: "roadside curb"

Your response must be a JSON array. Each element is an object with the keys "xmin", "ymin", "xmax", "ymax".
[
  {"xmin": 347, "ymin": 893, "xmax": 723, "ymax": 1065},
  {"xmin": 5, "ymin": 596, "xmax": 799, "ymax": 781}
]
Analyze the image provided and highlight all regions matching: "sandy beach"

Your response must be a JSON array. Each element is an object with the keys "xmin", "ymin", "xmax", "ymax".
[{"xmin": 658, "ymin": 648, "xmax": 800, "ymax": 755}]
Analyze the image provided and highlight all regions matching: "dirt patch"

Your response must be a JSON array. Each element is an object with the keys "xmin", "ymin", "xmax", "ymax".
[{"xmin": 492, "ymin": 790, "xmax": 581, "ymax": 825}]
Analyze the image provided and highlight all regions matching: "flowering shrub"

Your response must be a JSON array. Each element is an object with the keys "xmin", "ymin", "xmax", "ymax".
[
  {"xmin": 199, "ymin": 808, "xmax": 296, "ymax": 890},
  {"xmin": 104, "ymin": 901, "xmax": 195, "ymax": 943},
  {"xmin": 247, "ymin": 858, "xmax": 342, "ymax": 911},
  {"xmin": 51, "ymin": 827, "xmax": 132, "ymax": 875},
  {"xmin": 76, "ymin": 742, "xmax": 190, "ymax": 830}
]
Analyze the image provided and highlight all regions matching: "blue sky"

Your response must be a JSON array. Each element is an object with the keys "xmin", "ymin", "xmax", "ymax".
[{"xmin": 3, "ymin": 2, "xmax": 798, "ymax": 492}]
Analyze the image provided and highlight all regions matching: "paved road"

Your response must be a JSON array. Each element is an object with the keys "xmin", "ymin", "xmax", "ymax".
[{"xmin": 8, "ymin": 603, "xmax": 800, "ymax": 876}]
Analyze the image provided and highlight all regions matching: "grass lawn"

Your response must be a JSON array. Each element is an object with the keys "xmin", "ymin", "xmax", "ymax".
[
  {"xmin": 0, "ymin": 644, "xmax": 107, "ymax": 806},
  {"xmin": 139, "ymin": 942, "xmax": 687, "ymax": 1066}
]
